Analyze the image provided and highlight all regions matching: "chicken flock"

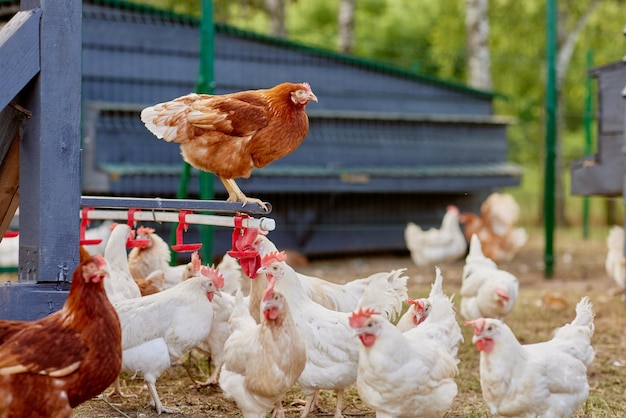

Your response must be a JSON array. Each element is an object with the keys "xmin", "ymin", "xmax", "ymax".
[
  {"xmin": 0, "ymin": 83, "xmax": 600, "ymax": 418},
  {"xmin": 0, "ymin": 222, "xmax": 596, "ymax": 418}
]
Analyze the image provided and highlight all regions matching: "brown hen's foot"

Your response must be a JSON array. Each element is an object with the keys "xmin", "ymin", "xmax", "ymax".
[{"xmin": 226, "ymin": 193, "xmax": 268, "ymax": 211}]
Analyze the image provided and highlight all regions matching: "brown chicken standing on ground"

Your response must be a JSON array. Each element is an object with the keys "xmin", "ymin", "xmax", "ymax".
[
  {"xmin": 0, "ymin": 255, "xmax": 122, "ymax": 418},
  {"xmin": 140, "ymin": 82, "xmax": 318, "ymax": 209}
]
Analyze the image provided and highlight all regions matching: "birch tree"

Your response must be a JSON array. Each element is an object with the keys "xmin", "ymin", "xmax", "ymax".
[
  {"xmin": 465, "ymin": 0, "xmax": 492, "ymax": 90},
  {"xmin": 338, "ymin": 0, "xmax": 356, "ymax": 53}
]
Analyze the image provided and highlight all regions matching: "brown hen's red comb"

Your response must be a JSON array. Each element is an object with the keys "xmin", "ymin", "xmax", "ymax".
[
  {"xmin": 348, "ymin": 308, "xmax": 380, "ymax": 329},
  {"xmin": 200, "ymin": 265, "xmax": 225, "ymax": 289},
  {"xmin": 261, "ymin": 251, "xmax": 287, "ymax": 266},
  {"xmin": 464, "ymin": 318, "xmax": 486, "ymax": 335}
]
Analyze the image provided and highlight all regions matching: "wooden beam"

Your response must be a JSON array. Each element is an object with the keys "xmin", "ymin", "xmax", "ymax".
[
  {"xmin": 18, "ymin": 0, "xmax": 81, "ymax": 283},
  {"xmin": 0, "ymin": 8, "xmax": 41, "ymax": 110}
]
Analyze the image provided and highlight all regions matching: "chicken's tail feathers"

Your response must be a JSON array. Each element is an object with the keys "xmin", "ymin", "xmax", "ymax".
[
  {"xmin": 468, "ymin": 234, "xmax": 483, "ymax": 257},
  {"xmin": 430, "ymin": 267, "xmax": 444, "ymax": 299},
  {"xmin": 404, "ymin": 222, "xmax": 423, "ymax": 250},
  {"xmin": 571, "ymin": 296, "xmax": 595, "ymax": 332},
  {"xmin": 140, "ymin": 99, "xmax": 191, "ymax": 142},
  {"xmin": 217, "ymin": 253, "xmax": 243, "ymax": 295},
  {"xmin": 356, "ymin": 269, "xmax": 408, "ymax": 322},
  {"xmin": 227, "ymin": 289, "xmax": 256, "ymax": 333},
  {"xmin": 551, "ymin": 296, "xmax": 595, "ymax": 366}
]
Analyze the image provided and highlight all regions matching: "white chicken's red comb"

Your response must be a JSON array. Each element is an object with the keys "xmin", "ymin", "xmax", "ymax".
[
  {"xmin": 261, "ymin": 251, "xmax": 287, "ymax": 266},
  {"xmin": 136, "ymin": 226, "xmax": 155, "ymax": 235},
  {"xmin": 465, "ymin": 318, "xmax": 486, "ymax": 335},
  {"xmin": 348, "ymin": 308, "xmax": 380, "ymax": 329},
  {"xmin": 200, "ymin": 265, "xmax": 225, "ymax": 289}
]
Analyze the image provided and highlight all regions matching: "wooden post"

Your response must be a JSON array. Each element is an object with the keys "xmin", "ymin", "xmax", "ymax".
[
  {"xmin": 0, "ymin": 0, "xmax": 81, "ymax": 320},
  {"xmin": 18, "ymin": 0, "xmax": 82, "ymax": 283}
]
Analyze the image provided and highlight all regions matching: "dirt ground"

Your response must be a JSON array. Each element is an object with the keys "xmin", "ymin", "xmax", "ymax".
[{"xmin": 72, "ymin": 226, "xmax": 626, "ymax": 418}]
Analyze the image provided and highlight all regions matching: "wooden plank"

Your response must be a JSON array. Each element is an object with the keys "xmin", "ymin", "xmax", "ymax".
[
  {"xmin": 0, "ymin": 106, "xmax": 21, "ymax": 239},
  {"xmin": 0, "ymin": 8, "xmax": 41, "ymax": 110},
  {"xmin": 18, "ymin": 0, "xmax": 81, "ymax": 284}
]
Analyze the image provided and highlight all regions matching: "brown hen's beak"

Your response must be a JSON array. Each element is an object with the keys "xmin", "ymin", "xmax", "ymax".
[{"xmin": 308, "ymin": 92, "xmax": 318, "ymax": 103}]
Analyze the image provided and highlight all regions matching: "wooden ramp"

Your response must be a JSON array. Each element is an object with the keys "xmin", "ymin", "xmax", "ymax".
[{"xmin": 0, "ymin": 105, "xmax": 21, "ymax": 240}]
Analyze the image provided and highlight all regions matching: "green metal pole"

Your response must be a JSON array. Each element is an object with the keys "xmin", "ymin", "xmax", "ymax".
[
  {"xmin": 582, "ymin": 50, "xmax": 594, "ymax": 239},
  {"xmin": 196, "ymin": 0, "xmax": 215, "ymax": 264},
  {"xmin": 169, "ymin": 0, "xmax": 215, "ymax": 265},
  {"xmin": 544, "ymin": 0, "xmax": 557, "ymax": 277}
]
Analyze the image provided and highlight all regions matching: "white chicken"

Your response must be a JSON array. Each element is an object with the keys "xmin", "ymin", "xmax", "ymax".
[
  {"xmin": 112, "ymin": 267, "xmax": 223, "ymax": 414},
  {"xmin": 215, "ymin": 252, "xmax": 244, "ymax": 295},
  {"xmin": 466, "ymin": 297, "xmax": 595, "ymax": 417},
  {"xmin": 404, "ymin": 205, "xmax": 467, "ymax": 267},
  {"xmin": 82, "ymin": 220, "xmax": 114, "ymax": 256},
  {"xmin": 395, "ymin": 267, "xmax": 463, "ymax": 362},
  {"xmin": 258, "ymin": 251, "xmax": 408, "ymax": 418},
  {"xmin": 190, "ymin": 252, "xmax": 239, "ymax": 387},
  {"xmin": 462, "ymin": 234, "xmax": 498, "ymax": 281},
  {"xmin": 219, "ymin": 278, "xmax": 306, "ymax": 418},
  {"xmin": 103, "ymin": 223, "xmax": 142, "ymax": 304},
  {"xmin": 349, "ymin": 294, "xmax": 459, "ymax": 417},
  {"xmin": 127, "ymin": 226, "xmax": 196, "ymax": 290},
  {"xmin": 605, "ymin": 225, "xmax": 625, "ymax": 289},
  {"xmin": 459, "ymin": 247, "xmax": 519, "ymax": 321},
  {"xmin": 247, "ymin": 232, "xmax": 402, "ymax": 322}
]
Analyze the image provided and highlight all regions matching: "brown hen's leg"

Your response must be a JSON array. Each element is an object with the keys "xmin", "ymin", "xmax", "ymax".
[
  {"xmin": 106, "ymin": 376, "xmax": 136, "ymax": 399},
  {"xmin": 219, "ymin": 177, "xmax": 267, "ymax": 210}
]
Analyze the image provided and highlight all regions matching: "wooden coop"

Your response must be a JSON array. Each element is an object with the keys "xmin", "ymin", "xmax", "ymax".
[
  {"xmin": 571, "ymin": 59, "xmax": 626, "ymax": 197},
  {"xmin": 0, "ymin": 0, "xmax": 521, "ymax": 319},
  {"xmin": 77, "ymin": 0, "xmax": 520, "ymax": 258}
]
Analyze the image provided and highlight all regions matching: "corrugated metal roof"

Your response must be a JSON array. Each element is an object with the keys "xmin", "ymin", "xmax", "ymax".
[{"xmin": 68, "ymin": 0, "xmax": 499, "ymax": 99}]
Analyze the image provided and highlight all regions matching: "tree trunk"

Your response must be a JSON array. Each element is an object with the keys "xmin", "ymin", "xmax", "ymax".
[
  {"xmin": 465, "ymin": 0, "xmax": 492, "ymax": 90},
  {"xmin": 338, "ymin": 0, "xmax": 356, "ymax": 53},
  {"xmin": 265, "ymin": 0, "xmax": 287, "ymax": 38}
]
